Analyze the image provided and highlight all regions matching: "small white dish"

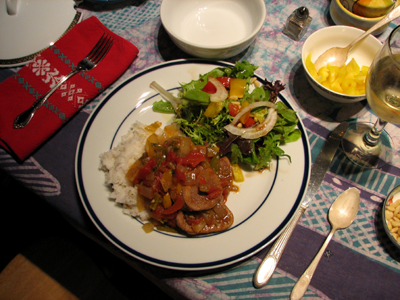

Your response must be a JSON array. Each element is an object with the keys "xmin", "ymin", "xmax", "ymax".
[
  {"xmin": 0, "ymin": 0, "xmax": 82, "ymax": 68},
  {"xmin": 302, "ymin": 25, "xmax": 382, "ymax": 103},
  {"xmin": 160, "ymin": 0, "xmax": 266, "ymax": 59}
]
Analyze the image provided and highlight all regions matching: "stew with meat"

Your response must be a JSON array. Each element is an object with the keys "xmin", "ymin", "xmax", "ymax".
[{"xmin": 126, "ymin": 123, "xmax": 235, "ymax": 235}]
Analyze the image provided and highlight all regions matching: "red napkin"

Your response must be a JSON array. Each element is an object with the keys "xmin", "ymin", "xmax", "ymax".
[{"xmin": 0, "ymin": 16, "xmax": 139, "ymax": 161}]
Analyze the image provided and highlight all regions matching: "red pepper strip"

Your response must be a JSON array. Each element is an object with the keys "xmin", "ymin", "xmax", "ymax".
[
  {"xmin": 187, "ymin": 217, "xmax": 203, "ymax": 225},
  {"xmin": 202, "ymin": 81, "xmax": 217, "ymax": 94},
  {"xmin": 198, "ymin": 175, "xmax": 207, "ymax": 185},
  {"xmin": 207, "ymin": 186, "xmax": 222, "ymax": 199},
  {"xmin": 179, "ymin": 151, "xmax": 206, "ymax": 168},
  {"xmin": 217, "ymin": 76, "xmax": 231, "ymax": 88},
  {"xmin": 134, "ymin": 157, "xmax": 156, "ymax": 183},
  {"xmin": 228, "ymin": 102, "xmax": 240, "ymax": 117},
  {"xmin": 151, "ymin": 205, "xmax": 177, "ymax": 220},
  {"xmin": 244, "ymin": 117, "xmax": 256, "ymax": 128},
  {"xmin": 163, "ymin": 195, "xmax": 185, "ymax": 215}
]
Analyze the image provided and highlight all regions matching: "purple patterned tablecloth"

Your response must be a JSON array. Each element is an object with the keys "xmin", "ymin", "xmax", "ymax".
[{"xmin": 1, "ymin": 1, "xmax": 400, "ymax": 299}]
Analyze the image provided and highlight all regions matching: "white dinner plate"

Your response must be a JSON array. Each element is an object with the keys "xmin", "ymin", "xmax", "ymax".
[
  {"xmin": 75, "ymin": 59, "xmax": 311, "ymax": 271},
  {"xmin": 0, "ymin": 0, "xmax": 81, "ymax": 67}
]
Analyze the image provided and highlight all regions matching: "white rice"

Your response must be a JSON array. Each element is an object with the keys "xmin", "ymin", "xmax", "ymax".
[{"xmin": 99, "ymin": 121, "xmax": 162, "ymax": 221}]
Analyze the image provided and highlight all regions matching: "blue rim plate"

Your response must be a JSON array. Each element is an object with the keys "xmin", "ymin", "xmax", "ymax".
[{"xmin": 75, "ymin": 59, "xmax": 311, "ymax": 271}]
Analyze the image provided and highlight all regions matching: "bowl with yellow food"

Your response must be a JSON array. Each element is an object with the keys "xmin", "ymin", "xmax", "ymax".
[
  {"xmin": 382, "ymin": 185, "xmax": 400, "ymax": 250},
  {"xmin": 330, "ymin": 0, "xmax": 398, "ymax": 36},
  {"xmin": 302, "ymin": 25, "xmax": 382, "ymax": 103}
]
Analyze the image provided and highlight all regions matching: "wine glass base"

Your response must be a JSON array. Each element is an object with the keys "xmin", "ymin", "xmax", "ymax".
[{"xmin": 341, "ymin": 122, "xmax": 394, "ymax": 169}]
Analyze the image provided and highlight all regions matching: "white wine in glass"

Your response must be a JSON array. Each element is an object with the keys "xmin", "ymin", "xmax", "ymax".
[{"xmin": 342, "ymin": 25, "xmax": 400, "ymax": 168}]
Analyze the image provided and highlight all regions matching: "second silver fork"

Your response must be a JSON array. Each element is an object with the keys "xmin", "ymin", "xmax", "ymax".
[{"xmin": 13, "ymin": 33, "xmax": 114, "ymax": 129}]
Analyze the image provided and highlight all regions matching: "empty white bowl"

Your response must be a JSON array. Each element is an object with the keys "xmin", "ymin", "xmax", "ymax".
[
  {"xmin": 160, "ymin": 0, "xmax": 266, "ymax": 59},
  {"xmin": 302, "ymin": 25, "xmax": 382, "ymax": 103}
]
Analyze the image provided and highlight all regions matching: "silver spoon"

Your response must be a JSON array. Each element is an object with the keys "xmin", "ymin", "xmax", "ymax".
[
  {"xmin": 290, "ymin": 187, "xmax": 360, "ymax": 300},
  {"xmin": 314, "ymin": 6, "xmax": 400, "ymax": 71}
]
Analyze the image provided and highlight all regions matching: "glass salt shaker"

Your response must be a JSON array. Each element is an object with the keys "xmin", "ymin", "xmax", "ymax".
[{"xmin": 283, "ymin": 6, "xmax": 312, "ymax": 41}]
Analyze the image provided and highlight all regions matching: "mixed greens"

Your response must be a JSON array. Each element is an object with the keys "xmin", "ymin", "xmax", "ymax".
[{"xmin": 152, "ymin": 61, "xmax": 301, "ymax": 171}]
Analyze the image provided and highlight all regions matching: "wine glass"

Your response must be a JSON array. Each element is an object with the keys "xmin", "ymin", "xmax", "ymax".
[{"xmin": 342, "ymin": 25, "xmax": 400, "ymax": 169}]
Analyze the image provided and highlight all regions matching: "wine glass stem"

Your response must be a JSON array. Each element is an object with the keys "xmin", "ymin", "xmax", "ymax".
[{"xmin": 363, "ymin": 118, "xmax": 388, "ymax": 147}]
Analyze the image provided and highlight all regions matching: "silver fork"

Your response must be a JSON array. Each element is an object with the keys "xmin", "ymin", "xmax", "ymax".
[{"xmin": 13, "ymin": 33, "xmax": 114, "ymax": 129}]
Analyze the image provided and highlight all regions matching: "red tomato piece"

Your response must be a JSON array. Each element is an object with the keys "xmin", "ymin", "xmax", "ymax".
[
  {"xmin": 202, "ymin": 81, "xmax": 217, "ymax": 94},
  {"xmin": 166, "ymin": 151, "xmax": 177, "ymax": 163},
  {"xmin": 228, "ymin": 102, "xmax": 240, "ymax": 117},
  {"xmin": 175, "ymin": 164, "xmax": 187, "ymax": 182},
  {"xmin": 198, "ymin": 175, "xmax": 207, "ymax": 185},
  {"xmin": 134, "ymin": 157, "xmax": 156, "ymax": 183},
  {"xmin": 244, "ymin": 117, "xmax": 256, "ymax": 128},
  {"xmin": 180, "ymin": 151, "xmax": 206, "ymax": 168},
  {"xmin": 217, "ymin": 76, "xmax": 231, "ymax": 88},
  {"xmin": 151, "ymin": 205, "xmax": 177, "ymax": 220}
]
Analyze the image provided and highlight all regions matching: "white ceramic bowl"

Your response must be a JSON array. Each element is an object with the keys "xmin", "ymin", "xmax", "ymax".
[
  {"xmin": 160, "ymin": 0, "xmax": 266, "ymax": 59},
  {"xmin": 330, "ymin": 0, "xmax": 398, "ymax": 36},
  {"xmin": 382, "ymin": 185, "xmax": 400, "ymax": 250},
  {"xmin": 302, "ymin": 25, "xmax": 382, "ymax": 103}
]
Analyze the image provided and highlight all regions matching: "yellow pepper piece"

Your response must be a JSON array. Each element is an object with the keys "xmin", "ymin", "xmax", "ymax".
[
  {"xmin": 163, "ymin": 193, "xmax": 172, "ymax": 209},
  {"xmin": 239, "ymin": 100, "xmax": 251, "ymax": 124},
  {"xmin": 231, "ymin": 164, "xmax": 245, "ymax": 182},
  {"xmin": 204, "ymin": 101, "xmax": 224, "ymax": 118},
  {"xmin": 230, "ymin": 78, "xmax": 247, "ymax": 98},
  {"xmin": 142, "ymin": 222, "xmax": 155, "ymax": 233}
]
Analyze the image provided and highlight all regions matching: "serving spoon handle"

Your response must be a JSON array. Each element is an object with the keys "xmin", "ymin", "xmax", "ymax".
[
  {"xmin": 348, "ymin": 6, "xmax": 400, "ymax": 51},
  {"xmin": 290, "ymin": 226, "xmax": 337, "ymax": 300}
]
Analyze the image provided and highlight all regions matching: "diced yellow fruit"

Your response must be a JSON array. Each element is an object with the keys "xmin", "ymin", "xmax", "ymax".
[
  {"xmin": 306, "ymin": 53, "xmax": 318, "ymax": 78},
  {"xmin": 361, "ymin": 65, "xmax": 369, "ymax": 75},
  {"xmin": 347, "ymin": 58, "xmax": 360, "ymax": 74},
  {"xmin": 321, "ymin": 81, "xmax": 331, "ymax": 89},
  {"xmin": 231, "ymin": 164, "xmax": 245, "ymax": 182},
  {"xmin": 305, "ymin": 52, "xmax": 369, "ymax": 96},
  {"xmin": 327, "ymin": 64, "xmax": 339, "ymax": 84},
  {"xmin": 354, "ymin": 75, "xmax": 366, "ymax": 85},
  {"xmin": 318, "ymin": 66, "xmax": 329, "ymax": 82},
  {"xmin": 331, "ymin": 81, "xmax": 343, "ymax": 93}
]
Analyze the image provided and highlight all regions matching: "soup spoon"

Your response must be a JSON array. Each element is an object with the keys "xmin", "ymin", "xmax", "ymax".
[
  {"xmin": 290, "ymin": 187, "xmax": 360, "ymax": 300},
  {"xmin": 314, "ymin": 5, "xmax": 400, "ymax": 71}
]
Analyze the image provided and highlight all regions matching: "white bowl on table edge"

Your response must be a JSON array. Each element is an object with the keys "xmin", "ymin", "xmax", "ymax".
[
  {"xmin": 301, "ymin": 25, "xmax": 382, "ymax": 103},
  {"xmin": 330, "ymin": 0, "xmax": 399, "ymax": 36},
  {"xmin": 160, "ymin": 0, "xmax": 266, "ymax": 59},
  {"xmin": 382, "ymin": 185, "xmax": 400, "ymax": 250}
]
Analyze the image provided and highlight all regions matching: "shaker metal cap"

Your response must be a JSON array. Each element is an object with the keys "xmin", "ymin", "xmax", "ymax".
[{"xmin": 295, "ymin": 6, "xmax": 309, "ymax": 21}]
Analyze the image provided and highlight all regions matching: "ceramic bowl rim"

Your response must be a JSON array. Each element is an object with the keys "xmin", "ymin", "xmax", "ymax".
[{"xmin": 333, "ymin": 0, "xmax": 397, "ymax": 21}]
